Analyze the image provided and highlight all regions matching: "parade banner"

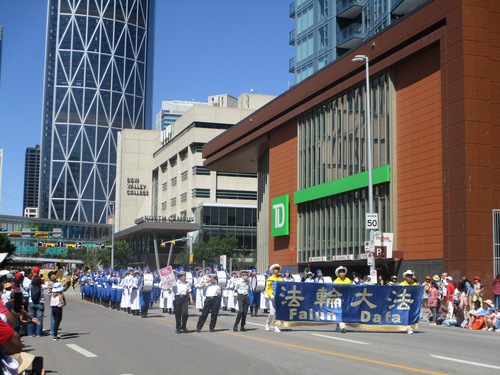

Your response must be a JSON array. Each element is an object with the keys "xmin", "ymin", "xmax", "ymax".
[
  {"xmin": 274, "ymin": 282, "xmax": 423, "ymax": 331},
  {"xmin": 159, "ymin": 266, "xmax": 175, "ymax": 288}
]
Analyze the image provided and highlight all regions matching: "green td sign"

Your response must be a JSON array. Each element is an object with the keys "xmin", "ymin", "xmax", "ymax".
[{"xmin": 271, "ymin": 194, "xmax": 289, "ymax": 237}]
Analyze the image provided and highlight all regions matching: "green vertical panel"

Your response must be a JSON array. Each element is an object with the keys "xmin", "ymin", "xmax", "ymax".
[{"xmin": 271, "ymin": 195, "xmax": 290, "ymax": 237}]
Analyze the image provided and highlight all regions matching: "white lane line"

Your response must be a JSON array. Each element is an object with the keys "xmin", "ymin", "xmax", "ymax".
[
  {"xmin": 430, "ymin": 355, "xmax": 500, "ymax": 370},
  {"xmin": 66, "ymin": 344, "xmax": 98, "ymax": 358},
  {"xmin": 311, "ymin": 333, "xmax": 371, "ymax": 345}
]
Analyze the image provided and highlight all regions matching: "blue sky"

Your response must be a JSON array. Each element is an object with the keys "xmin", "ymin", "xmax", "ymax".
[{"xmin": 0, "ymin": 0, "xmax": 294, "ymax": 216}]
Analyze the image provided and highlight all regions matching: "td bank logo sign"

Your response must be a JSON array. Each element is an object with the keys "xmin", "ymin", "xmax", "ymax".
[{"xmin": 272, "ymin": 195, "xmax": 289, "ymax": 237}]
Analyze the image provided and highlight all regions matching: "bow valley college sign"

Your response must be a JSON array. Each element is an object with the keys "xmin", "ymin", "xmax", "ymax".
[
  {"xmin": 135, "ymin": 215, "xmax": 195, "ymax": 225},
  {"xmin": 272, "ymin": 194, "xmax": 289, "ymax": 237}
]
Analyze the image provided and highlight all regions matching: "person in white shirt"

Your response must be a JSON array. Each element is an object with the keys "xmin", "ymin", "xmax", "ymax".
[
  {"xmin": 173, "ymin": 271, "xmax": 193, "ymax": 333},
  {"xmin": 233, "ymin": 270, "xmax": 251, "ymax": 332},
  {"xmin": 196, "ymin": 274, "xmax": 221, "ymax": 332}
]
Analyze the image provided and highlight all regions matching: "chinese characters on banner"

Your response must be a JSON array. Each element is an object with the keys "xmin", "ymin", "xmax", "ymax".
[{"xmin": 274, "ymin": 282, "xmax": 423, "ymax": 328}]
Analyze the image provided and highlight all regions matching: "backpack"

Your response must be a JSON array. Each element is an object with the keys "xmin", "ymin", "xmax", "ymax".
[{"xmin": 30, "ymin": 285, "xmax": 42, "ymax": 304}]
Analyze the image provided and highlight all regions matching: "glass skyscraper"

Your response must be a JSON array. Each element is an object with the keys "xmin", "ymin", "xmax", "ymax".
[
  {"xmin": 39, "ymin": 0, "xmax": 155, "ymax": 223},
  {"xmin": 289, "ymin": 0, "xmax": 428, "ymax": 83}
]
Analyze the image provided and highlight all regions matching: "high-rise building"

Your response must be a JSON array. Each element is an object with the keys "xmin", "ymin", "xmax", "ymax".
[
  {"xmin": 39, "ymin": 0, "xmax": 155, "ymax": 224},
  {"xmin": 289, "ymin": 0, "xmax": 429, "ymax": 83},
  {"xmin": 155, "ymin": 100, "xmax": 208, "ymax": 132},
  {"xmin": 23, "ymin": 145, "xmax": 40, "ymax": 217}
]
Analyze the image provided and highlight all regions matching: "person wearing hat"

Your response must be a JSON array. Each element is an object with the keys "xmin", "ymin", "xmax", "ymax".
[
  {"xmin": 173, "ymin": 271, "xmax": 193, "ymax": 333},
  {"xmin": 443, "ymin": 276, "xmax": 455, "ymax": 319},
  {"xmin": 399, "ymin": 270, "xmax": 418, "ymax": 334},
  {"xmin": 315, "ymin": 269, "xmax": 325, "ymax": 283},
  {"xmin": 196, "ymin": 273, "xmax": 221, "ymax": 332},
  {"xmin": 304, "ymin": 271, "xmax": 315, "ymax": 283},
  {"xmin": 333, "ymin": 266, "xmax": 351, "ymax": 333},
  {"xmin": 50, "ymin": 282, "xmax": 66, "ymax": 340},
  {"xmin": 265, "ymin": 264, "xmax": 283, "ymax": 333},
  {"xmin": 282, "ymin": 268, "xmax": 294, "ymax": 282},
  {"xmin": 233, "ymin": 270, "xmax": 251, "ymax": 332},
  {"xmin": 387, "ymin": 275, "xmax": 398, "ymax": 285},
  {"xmin": 473, "ymin": 276, "xmax": 483, "ymax": 305},
  {"xmin": 249, "ymin": 268, "xmax": 261, "ymax": 317},
  {"xmin": 127, "ymin": 270, "xmax": 141, "ymax": 316}
]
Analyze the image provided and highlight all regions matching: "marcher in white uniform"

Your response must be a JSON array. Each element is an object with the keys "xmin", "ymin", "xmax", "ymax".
[{"xmin": 128, "ymin": 271, "xmax": 141, "ymax": 315}]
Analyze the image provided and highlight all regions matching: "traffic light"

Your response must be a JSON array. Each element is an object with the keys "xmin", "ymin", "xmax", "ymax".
[
  {"xmin": 99, "ymin": 243, "xmax": 105, "ymax": 250},
  {"xmin": 8, "ymin": 233, "xmax": 22, "ymax": 237},
  {"xmin": 66, "ymin": 244, "xmax": 76, "ymax": 249},
  {"xmin": 76, "ymin": 242, "xmax": 83, "ymax": 249},
  {"xmin": 37, "ymin": 241, "xmax": 45, "ymax": 247},
  {"xmin": 171, "ymin": 240, "xmax": 175, "ymax": 245},
  {"xmin": 160, "ymin": 241, "xmax": 166, "ymax": 247},
  {"xmin": 56, "ymin": 241, "xmax": 64, "ymax": 248},
  {"xmin": 46, "ymin": 243, "xmax": 56, "ymax": 248}
]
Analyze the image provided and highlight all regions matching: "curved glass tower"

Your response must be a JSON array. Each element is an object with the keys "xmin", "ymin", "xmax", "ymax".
[{"xmin": 39, "ymin": 0, "xmax": 155, "ymax": 223}]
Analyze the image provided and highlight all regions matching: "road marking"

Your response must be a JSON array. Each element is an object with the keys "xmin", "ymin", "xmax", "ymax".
[
  {"xmin": 311, "ymin": 333, "xmax": 371, "ymax": 345},
  {"xmin": 430, "ymin": 355, "xmax": 500, "ymax": 370},
  {"xmin": 67, "ymin": 344, "xmax": 98, "ymax": 358},
  {"xmin": 223, "ymin": 333, "xmax": 445, "ymax": 374}
]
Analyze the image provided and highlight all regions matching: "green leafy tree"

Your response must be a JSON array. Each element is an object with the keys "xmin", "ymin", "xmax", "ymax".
[
  {"xmin": 0, "ymin": 234, "xmax": 16, "ymax": 265},
  {"xmin": 97, "ymin": 240, "xmax": 134, "ymax": 269},
  {"xmin": 184, "ymin": 236, "xmax": 252, "ymax": 271}
]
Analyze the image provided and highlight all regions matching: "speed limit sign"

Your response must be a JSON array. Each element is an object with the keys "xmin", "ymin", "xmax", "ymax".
[{"xmin": 366, "ymin": 213, "xmax": 379, "ymax": 229}]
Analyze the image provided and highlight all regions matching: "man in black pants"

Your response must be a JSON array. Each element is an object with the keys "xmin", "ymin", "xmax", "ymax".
[
  {"xmin": 196, "ymin": 274, "xmax": 221, "ymax": 332},
  {"xmin": 173, "ymin": 271, "xmax": 193, "ymax": 333},
  {"xmin": 233, "ymin": 270, "xmax": 251, "ymax": 332}
]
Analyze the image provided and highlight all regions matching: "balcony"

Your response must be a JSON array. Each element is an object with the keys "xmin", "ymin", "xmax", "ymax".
[
  {"xmin": 289, "ymin": 29, "xmax": 296, "ymax": 45},
  {"xmin": 336, "ymin": 22, "xmax": 364, "ymax": 49},
  {"xmin": 336, "ymin": 0, "xmax": 365, "ymax": 19},
  {"xmin": 289, "ymin": 57, "xmax": 295, "ymax": 73},
  {"xmin": 289, "ymin": 1, "xmax": 296, "ymax": 18},
  {"xmin": 391, "ymin": 0, "xmax": 429, "ymax": 16}
]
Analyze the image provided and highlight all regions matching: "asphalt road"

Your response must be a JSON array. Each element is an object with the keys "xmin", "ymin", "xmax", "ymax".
[{"xmin": 20, "ymin": 287, "xmax": 500, "ymax": 375}]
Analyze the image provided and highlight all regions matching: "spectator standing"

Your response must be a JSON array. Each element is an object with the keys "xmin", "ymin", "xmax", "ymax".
[
  {"xmin": 427, "ymin": 282, "xmax": 439, "ymax": 325},
  {"xmin": 492, "ymin": 274, "xmax": 500, "ymax": 309},
  {"xmin": 50, "ymin": 282, "xmax": 66, "ymax": 340},
  {"xmin": 473, "ymin": 276, "xmax": 483, "ymax": 304},
  {"xmin": 27, "ymin": 276, "xmax": 47, "ymax": 338},
  {"xmin": 444, "ymin": 276, "xmax": 455, "ymax": 319}
]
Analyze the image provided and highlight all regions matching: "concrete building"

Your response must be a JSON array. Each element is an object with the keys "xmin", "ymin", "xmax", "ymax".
[
  {"xmin": 203, "ymin": 0, "xmax": 500, "ymax": 296},
  {"xmin": 23, "ymin": 145, "xmax": 40, "ymax": 217},
  {"xmin": 114, "ymin": 94, "xmax": 274, "ymax": 268},
  {"xmin": 289, "ymin": 0, "xmax": 429, "ymax": 83},
  {"xmin": 39, "ymin": 0, "xmax": 155, "ymax": 224}
]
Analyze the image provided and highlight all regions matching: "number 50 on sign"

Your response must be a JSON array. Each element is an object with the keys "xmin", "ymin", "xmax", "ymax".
[{"xmin": 366, "ymin": 213, "xmax": 378, "ymax": 229}]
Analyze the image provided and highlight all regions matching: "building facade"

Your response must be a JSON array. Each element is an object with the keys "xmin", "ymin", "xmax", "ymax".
[
  {"xmin": 203, "ymin": 0, "xmax": 500, "ymax": 296},
  {"xmin": 155, "ymin": 100, "xmax": 207, "ymax": 132},
  {"xmin": 39, "ymin": 0, "xmax": 155, "ymax": 224},
  {"xmin": 23, "ymin": 145, "xmax": 40, "ymax": 217},
  {"xmin": 114, "ymin": 94, "xmax": 274, "ymax": 268},
  {"xmin": 290, "ymin": 0, "xmax": 429, "ymax": 83},
  {"xmin": 0, "ymin": 214, "xmax": 110, "ymax": 266}
]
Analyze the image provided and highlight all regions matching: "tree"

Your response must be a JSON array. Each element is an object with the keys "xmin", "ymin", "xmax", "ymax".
[
  {"xmin": 0, "ymin": 234, "xmax": 16, "ymax": 265},
  {"xmin": 97, "ymin": 240, "xmax": 134, "ymax": 269},
  {"xmin": 184, "ymin": 236, "xmax": 252, "ymax": 271}
]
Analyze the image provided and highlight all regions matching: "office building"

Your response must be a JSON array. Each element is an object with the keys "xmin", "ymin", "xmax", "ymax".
[
  {"xmin": 204, "ymin": 0, "xmax": 500, "ymax": 296},
  {"xmin": 289, "ymin": 0, "xmax": 429, "ymax": 83},
  {"xmin": 39, "ymin": 0, "xmax": 155, "ymax": 224},
  {"xmin": 23, "ymin": 145, "xmax": 40, "ymax": 217},
  {"xmin": 113, "ymin": 93, "xmax": 274, "ymax": 267}
]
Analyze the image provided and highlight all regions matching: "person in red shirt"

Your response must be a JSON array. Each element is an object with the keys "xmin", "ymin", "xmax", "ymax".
[{"xmin": 444, "ymin": 276, "xmax": 455, "ymax": 319}]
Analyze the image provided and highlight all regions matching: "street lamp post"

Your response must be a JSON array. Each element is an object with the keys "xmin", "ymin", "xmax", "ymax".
[{"xmin": 352, "ymin": 54, "xmax": 375, "ymax": 273}]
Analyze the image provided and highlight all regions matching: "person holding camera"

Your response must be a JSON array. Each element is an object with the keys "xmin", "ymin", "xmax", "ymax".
[{"xmin": 196, "ymin": 274, "xmax": 221, "ymax": 333}]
